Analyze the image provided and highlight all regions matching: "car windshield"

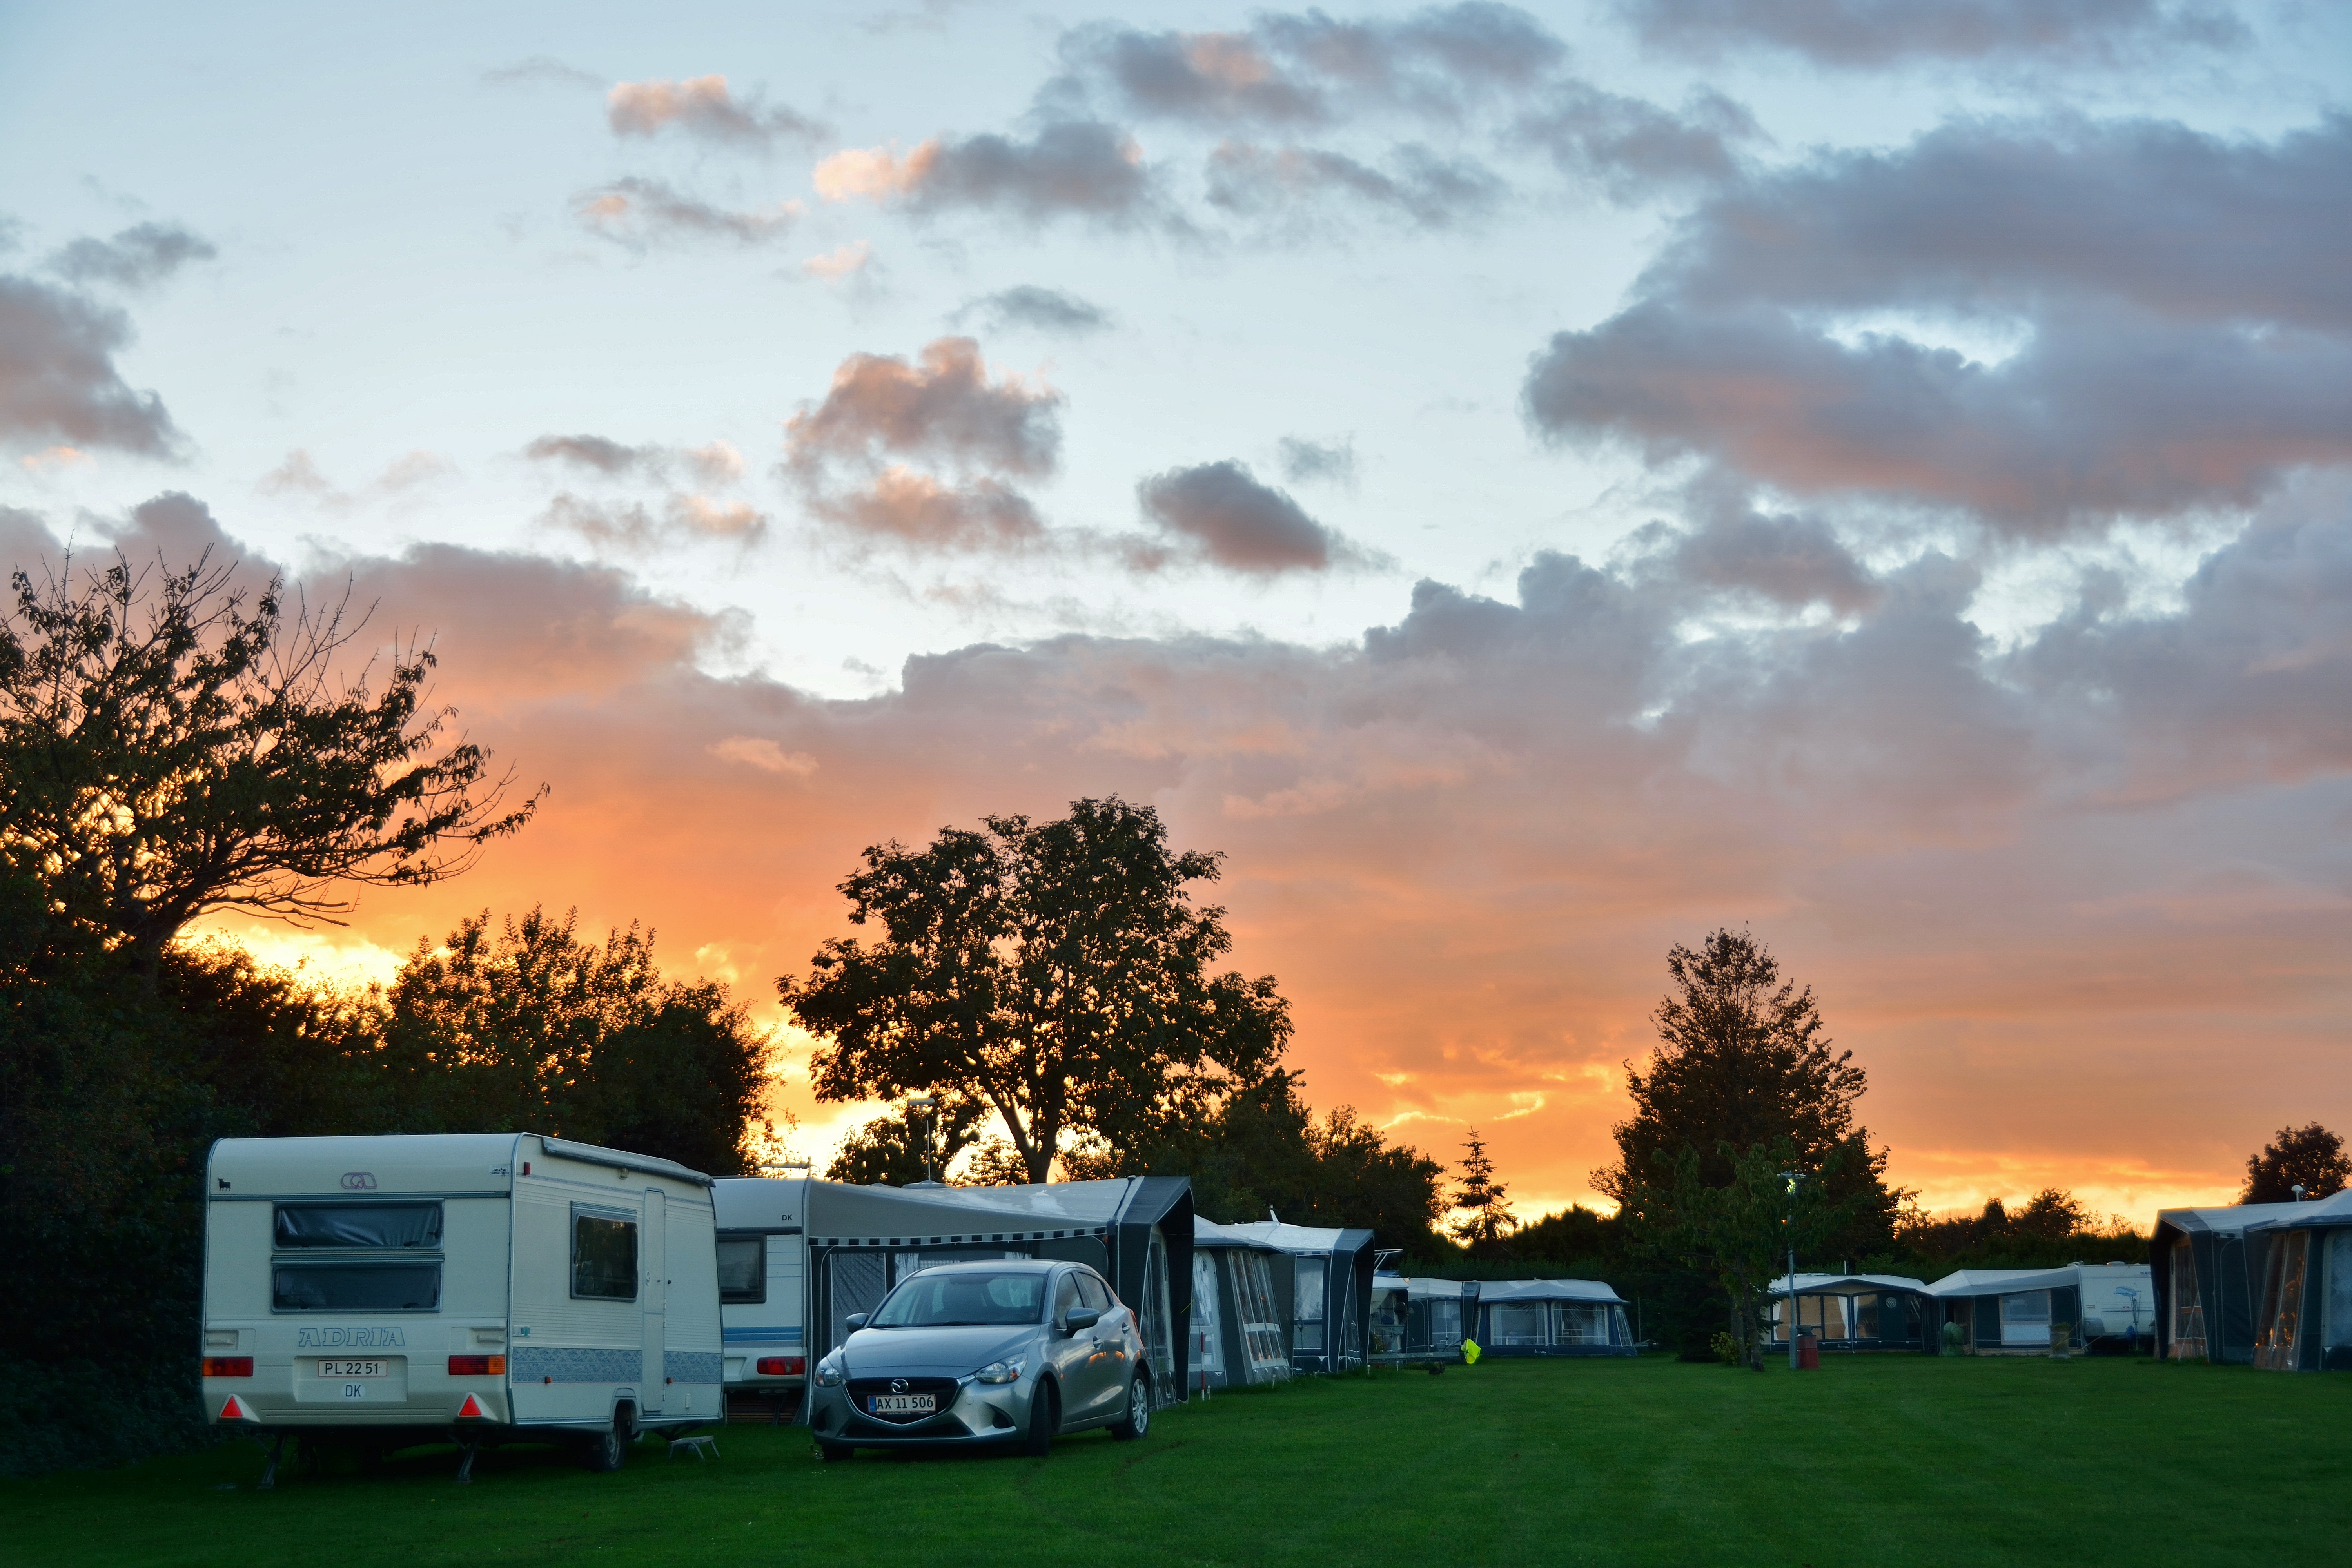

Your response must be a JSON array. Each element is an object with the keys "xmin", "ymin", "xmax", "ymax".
[{"xmin": 870, "ymin": 1270, "xmax": 1048, "ymax": 1328}]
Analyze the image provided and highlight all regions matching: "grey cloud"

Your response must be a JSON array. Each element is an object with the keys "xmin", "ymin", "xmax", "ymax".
[
  {"xmin": 1525, "ymin": 300, "xmax": 2352, "ymax": 534},
  {"xmin": 0, "ymin": 216, "xmax": 24, "ymax": 255},
  {"xmin": 1519, "ymin": 83, "xmax": 1763, "ymax": 200},
  {"xmin": 0, "ymin": 275, "xmax": 179, "ymax": 456},
  {"xmin": 525, "ymin": 434, "xmax": 659, "ymax": 475},
  {"xmin": 1058, "ymin": 5, "xmax": 1568, "ymax": 127},
  {"xmin": 955, "ymin": 285, "xmax": 1114, "ymax": 337},
  {"xmin": 606, "ymin": 76, "xmax": 826, "ymax": 148},
  {"xmin": 786, "ymin": 337, "xmax": 1061, "ymax": 477},
  {"xmin": 908, "ymin": 122, "xmax": 1160, "ymax": 226},
  {"xmin": 483, "ymin": 56, "xmax": 604, "ymax": 87},
  {"xmin": 784, "ymin": 338, "xmax": 1062, "ymax": 552},
  {"xmin": 1609, "ymin": 0, "xmax": 2249, "ymax": 66},
  {"xmin": 46, "ymin": 222, "xmax": 216, "ymax": 290},
  {"xmin": 1652, "ymin": 499, "xmax": 1882, "ymax": 613},
  {"xmin": 541, "ymin": 492, "xmax": 767, "ymax": 552},
  {"xmin": 1137, "ymin": 459, "xmax": 1373, "ymax": 573},
  {"xmin": 1653, "ymin": 115, "xmax": 2352, "ymax": 330},
  {"xmin": 573, "ymin": 177, "xmax": 800, "ymax": 248},
  {"xmin": 1524, "ymin": 114, "xmax": 2352, "ymax": 535},
  {"xmin": 1205, "ymin": 141, "xmax": 1503, "ymax": 230},
  {"xmin": 1278, "ymin": 436, "xmax": 1356, "ymax": 487}
]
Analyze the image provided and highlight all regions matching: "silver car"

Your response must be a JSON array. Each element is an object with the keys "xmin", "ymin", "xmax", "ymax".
[{"xmin": 808, "ymin": 1259, "xmax": 1152, "ymax": 1460}]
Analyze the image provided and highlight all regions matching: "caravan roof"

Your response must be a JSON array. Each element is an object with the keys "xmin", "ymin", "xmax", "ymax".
[
  {"xmin": 2243, "ymin": 1189, "xmax": 2352, "ymax": 1234},
  {"xmin": 1770, "ymin": 1272, "xmax": 1927, "ymax": 1295},
  {"xmin": 2155, "ymin": 1200, "xmax": 2307, "ymax": 1237},
  {"xmin": 1373, "ymin": 1272, "xmax": 1470, "ymax": 1301},
  {"xmin": 1197, "ymin": 1219, "xmax": 1372, "ymax": 1254},
  {"xmin": 802, "ymin": 1176, "xmax": 1184, "ymax": 1245},
  {"xmin": 205, "ymin": 1132, "xmax": 711, "ymax": 1194},
  {"xmin": 1195, "ymin": 1218, "xmax": 1287, "ymax": 1251},
  {"xmin": 1479, "ymin": 1279, "xmax": 1626, "ymax": 1305}
]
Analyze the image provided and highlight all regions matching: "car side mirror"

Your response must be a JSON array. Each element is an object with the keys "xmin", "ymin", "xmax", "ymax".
[
  {"xmin": 846, "ymin": 1313, "xmax": 869, "ymax": 1331},
  {"xmin": 1063, "ymin": 1306, "xmax": 1101, "ymax": 1334}
]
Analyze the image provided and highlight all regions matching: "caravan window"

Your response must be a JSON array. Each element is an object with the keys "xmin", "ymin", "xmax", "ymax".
[
  {"xmin": 716, "ymin": 1236, "xmax": 766, "ymax": 1304},
  {"xmin": 274, "ymin": 1203, "xmax": 441, "ymax": 1250},
  {"xmin": 1294, "ymin": 1258, "xmax": 1327, "ymax": 1352},
  {"xmin": 272, "ymin": 1262, "xmax": 441, "ymax": 1312},
  {"xmin": 1555, "ymin": 1303, "xmax": 1610, "ymax": 1345},
  {"xmin": 571, "ymin": 1207, "xmax": 639, "ymax": 1301},
  {"xmin": 1490, "ymin": 1303, "xmax": 1548, "ymax": 1346}
]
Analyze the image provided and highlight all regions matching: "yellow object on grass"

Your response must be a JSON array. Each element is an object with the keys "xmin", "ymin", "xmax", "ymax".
[{"xmin": 1463, "ymin": 1339, "xmax": 1481, "ymax": 1365}]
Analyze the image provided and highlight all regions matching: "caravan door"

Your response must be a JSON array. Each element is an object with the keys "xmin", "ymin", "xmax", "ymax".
[{"xmin": 641, "ymin": 1190, "xmax": 666, "ymax": 1412}]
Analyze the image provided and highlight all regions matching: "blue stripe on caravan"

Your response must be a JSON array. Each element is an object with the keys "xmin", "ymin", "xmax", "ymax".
[
  {"xmin": 722, "ymin": 1327, "xmax": 802, "ymax": 1342},
  {"xmin": 512, "ymin": 1347, "xmax": 637, "ymax": 1383}
]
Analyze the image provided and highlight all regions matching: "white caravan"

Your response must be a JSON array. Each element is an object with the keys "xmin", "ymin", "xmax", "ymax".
[
  {"xmin": 201, "ymin": 1134, "xmax": 720, "ymax": 1481},
  {"xmin": 714, "ymin": 1169, "xmax": 812, "ymax": 1420}
]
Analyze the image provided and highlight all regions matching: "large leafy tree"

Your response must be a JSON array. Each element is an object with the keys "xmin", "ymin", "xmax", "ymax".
[
  {"xmin": 780, "ymin": 797, "xmax": 1291, "ymax": 1182},
  {"xmin": 1071, "ymin": 1068, "xmax": 1446, "ymax": 1251},
  {"xmin": 1595, "ymin": 930, "xmax": 1898, "ymax": 1355},
  {"xmin": 1595, "ymin": 929, "xmax": 1871, "ymax": 1203},
  {"xmin": 2240, "ymin": 1123, "xmax": 2350, "ymax": 1203},
  {"xmin": 380, "ymin": 906, "xmax": 773, "ymax": 1177},
  {"xmin": 0, "ymin": 547, "xmax": 539, "ymax": 974}
]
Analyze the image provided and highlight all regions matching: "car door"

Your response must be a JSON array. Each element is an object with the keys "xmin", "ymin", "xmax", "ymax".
[
  {"xmin": 1044, "ymin": 1270, "xmax": 1097, "ymax": 1419},
  {"xmin": 1074, "ymin": 1270, "xmax": 1127, "ymax": 1416}
]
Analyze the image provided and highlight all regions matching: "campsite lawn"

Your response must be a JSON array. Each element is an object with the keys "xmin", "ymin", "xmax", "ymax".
[{"xmin": 7, "ymin": 1355, "xmax": 2348, "ymax": 1568}]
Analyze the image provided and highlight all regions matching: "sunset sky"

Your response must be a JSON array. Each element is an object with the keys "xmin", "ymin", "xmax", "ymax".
[{"xmin": 4, "ymin": 0, "xmax": 2349, "ymax": 1224}]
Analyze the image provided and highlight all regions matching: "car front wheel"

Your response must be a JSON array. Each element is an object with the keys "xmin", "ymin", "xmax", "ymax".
[
  {"xmin": 1023, "ymin": 1381, "xmax": 1059, "ymax": 1459},
  {"xmin": 1110, "ymin": 1375, "xmax": 1150, "ymax": 1442}
]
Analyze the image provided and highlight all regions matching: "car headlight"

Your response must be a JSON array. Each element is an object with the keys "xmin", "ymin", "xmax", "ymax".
[
  {"xmin": 972, "ymin": 1357, "xmax": 1025, "ymax": 1385},
  {"xmin": 815, "ymin": 1357, "xmax": 846, "ymax": 1388}
]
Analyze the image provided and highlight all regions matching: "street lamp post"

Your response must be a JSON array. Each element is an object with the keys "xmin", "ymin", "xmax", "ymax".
[
  {"xmin": 1780, "ymin": 1171, "xmax": 1805, "ymax": 1370},
  {"xmin": 909, "ymin": 1094, "xmax": 938, "ymax": 1184}
]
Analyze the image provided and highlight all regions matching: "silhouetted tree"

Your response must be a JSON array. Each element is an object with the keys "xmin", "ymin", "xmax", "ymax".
[
  {"xmin": 382, "ymin": 906, "xmax": 772, "ymax": 1176},
  {"xmin": 1074, "ymin": 1069, "xmax": 1445, "ymax": 1251},
  {"xmin": 0, "ymin": 546, "xmax": 539, "ymax": 975},
  {"xmin": 1449, "ymin": 1129, "xmax": 1517, "ymax": 1250},
  {"xmin": 826, "ymin": 1097, "xmax": 983, "ymax": 1186},
  {"xmin": 2240, "ymin": 1123, "xmax": 2350, "ymax": 1203},
  {"xmin": 780, "ymin": 797, "xmax": 1290, "ymax": 1181}
]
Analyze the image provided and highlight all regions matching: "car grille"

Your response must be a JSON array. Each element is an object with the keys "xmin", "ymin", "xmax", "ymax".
[{"xmin": 844, "ymin": 1377, "xmax": 962, "ymax": 1424}]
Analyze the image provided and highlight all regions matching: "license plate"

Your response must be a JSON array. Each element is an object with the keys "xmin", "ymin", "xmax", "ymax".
[
  {"xmin": 319, "ymin": 1360, "xmax": 388, "ymax": 1377},
  {"xmin": 869, "ymin": 1394, "xmax": 936, "ymax": 1415}
]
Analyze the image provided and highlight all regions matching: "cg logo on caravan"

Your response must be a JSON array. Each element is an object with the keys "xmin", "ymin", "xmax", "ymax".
[
  {"xmin": 297, "ymin": 1327, "xmax": 406, "ymax": 1350},
  {"xmin": 340, "ymin": 1172, "xmax": 378, "ymax": 1190}
]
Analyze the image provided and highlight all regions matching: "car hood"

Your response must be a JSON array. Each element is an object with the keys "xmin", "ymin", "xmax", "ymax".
[{"xmin": 840, "ymin": 1324, "xmax": 1036, "ymax": 1377}]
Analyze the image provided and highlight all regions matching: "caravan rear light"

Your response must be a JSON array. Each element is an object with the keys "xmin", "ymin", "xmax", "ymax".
[
  {"xmin": 447, "ymin": 1355, "xmax": 506, "ymax": 1376},
  {"xmin": 755, "ymin": 1357, "xmax": 804, "ymax": 1376},
  {"xmin": 202, "ymin": 1357, "xmax": 254, "ymax": 1378}
]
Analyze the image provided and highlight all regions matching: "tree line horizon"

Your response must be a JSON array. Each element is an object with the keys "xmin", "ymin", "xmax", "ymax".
[{"xmin": 5, "ymin": 547, "xmax": 2347, "ymax": 1466}]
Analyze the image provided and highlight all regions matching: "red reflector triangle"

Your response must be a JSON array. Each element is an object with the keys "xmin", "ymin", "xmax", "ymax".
[
  {"xmin": 219, "ymin": 1395, "xmax": 245, "ymax": 1420},
  {"xmin": 457, "ymin": 1394, "xmax": 484, "ymax": 1420}
]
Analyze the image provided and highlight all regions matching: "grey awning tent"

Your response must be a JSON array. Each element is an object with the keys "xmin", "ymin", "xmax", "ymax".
[
  {"xmin": 1918, "ymin": 1265, "xmax": 2149, "ymax": 1354},
  {"xmin": 2239, "ymin": 1190, "xmax": 2352, "ymax": 1371},
  {"xmin": 1194, "ymin": 1220, "xmax": 1377, "ymax": 1374},
  {"xmin": 1473, "ymin": 1279, "xmax": 1637, "ymax": 1358},
  {"xmin": 1371, "ymin": 1272, "xmax": 1471, "ymax": 1358},
  {"xmin": 1766, "ymin": 1272, "xmax": 1931, "ymax": 1352},
  {"xmin": 1191, "ymin": 1220, "xmax": 1294, "ymax": 1389},
  {"xmin": 2151, "ymin": 1199, "xmax": 2308, "ymax": 1365},
  {"xmin": 801, "ymin": 1176, "xmax": 1194, "ymax": 1403}
]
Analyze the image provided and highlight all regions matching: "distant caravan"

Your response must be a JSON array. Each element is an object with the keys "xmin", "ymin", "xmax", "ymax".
[{"xmin": 201, "ymin": 1134, "xmax": 721, "ymax": 1481}]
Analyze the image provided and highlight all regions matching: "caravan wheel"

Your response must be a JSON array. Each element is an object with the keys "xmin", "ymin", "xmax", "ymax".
[{"xmin": 582, "ymin": 1420, "xmax": 628, "ymax": 1473}]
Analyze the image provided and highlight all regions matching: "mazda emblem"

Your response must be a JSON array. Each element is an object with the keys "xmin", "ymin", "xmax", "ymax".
[{"xmin": 889, "ymin": 1378, "xmax": 909, "ymax": 1394}]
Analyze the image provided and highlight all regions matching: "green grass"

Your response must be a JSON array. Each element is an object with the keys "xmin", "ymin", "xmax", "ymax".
[{"xmin": 7, "ymin": 1356, "xmax": 2348, "ymax": 1568}]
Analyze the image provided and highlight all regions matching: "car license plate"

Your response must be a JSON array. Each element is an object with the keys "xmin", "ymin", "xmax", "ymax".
[
  {"xmin": 319, "ymin": 1360, "xmax": 388, "ymax": 1377},
  {"xmin": 869, "ymin": 1394, "xmax": 936, "ymax": 1415}
]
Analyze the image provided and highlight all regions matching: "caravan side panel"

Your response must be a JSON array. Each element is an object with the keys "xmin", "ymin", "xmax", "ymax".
[{"xmin": 508, "ymin": 1151, "xmax": 647, "ymax": 1428}]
